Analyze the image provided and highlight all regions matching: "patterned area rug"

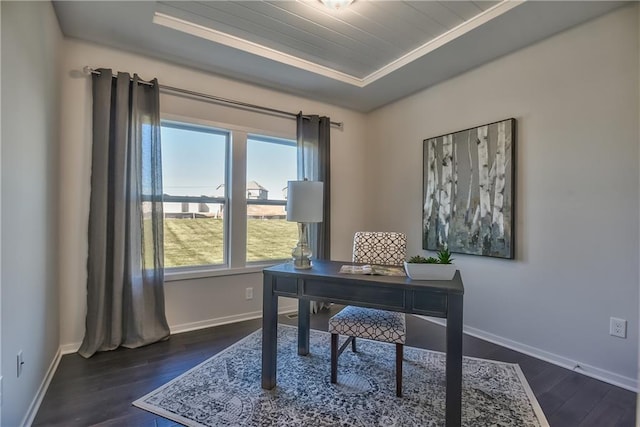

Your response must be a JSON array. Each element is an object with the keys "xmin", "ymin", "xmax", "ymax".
[{"xmin": 134, "ymin": 325, "xmax": 549, "ymax": 426}]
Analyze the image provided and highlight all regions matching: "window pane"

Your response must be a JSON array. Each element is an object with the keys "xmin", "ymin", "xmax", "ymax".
[
  {"xmin": 247, "ymin": 208, "xmax": 298, "ymax": 261},
  {"xmin": 161, "ymin": 123, "xmax": 228, "ymax": 268},
  {"xmin": 164, "ymin": 217, "xmax": 224, "ymax": 267},
  {"xmin": 246, "ymin": 136, "xmax": 298, "ymax": 262}
]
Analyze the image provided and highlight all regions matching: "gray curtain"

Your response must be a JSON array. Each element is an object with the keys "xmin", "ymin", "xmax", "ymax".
[
  {"xmin": 79, "ymin": 69, "xmax": 170, "ymax": 358},
  {"xmin": 296, "ymin": 113, "xmax": 331, "ymax": 313}
]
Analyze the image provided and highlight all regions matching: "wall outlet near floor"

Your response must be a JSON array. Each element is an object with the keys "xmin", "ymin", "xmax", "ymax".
[
  {"xmin": 609, "ymin": 317, "xmax": 627, "ymax": 338},
  {"xmin": 245, "ymin": 287, "xmax": 254, "ymax": 300},
  {"xmin": 17, "ymin": 350, "xmax": 24, "ymax": 377}
]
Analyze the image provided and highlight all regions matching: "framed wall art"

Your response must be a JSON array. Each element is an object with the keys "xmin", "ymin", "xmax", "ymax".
[{"xmin": 423, "ymin": 118, "xmax": 516, "ymax": 259}]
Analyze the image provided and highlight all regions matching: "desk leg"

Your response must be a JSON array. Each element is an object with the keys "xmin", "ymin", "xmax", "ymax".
[
  {"xmin": 261, "ymin": 274, "xmax": 278, "ymax": 389},
  {"xmin": 446, "ymin": 293, "xmax": 463, "ymax": 427},
  {"xmin": 298, "ymin": 299, "xmax": 310, "ymax": 355}
]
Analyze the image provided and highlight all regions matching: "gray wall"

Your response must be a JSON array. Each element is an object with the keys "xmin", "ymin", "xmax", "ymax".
[
  {"xmin": 1, "ymin": 2, "xmax": 62, "ymax": 426},
  {"xmin": 366, "ymin": 5, "xmax": 639, "ymax": 386}
]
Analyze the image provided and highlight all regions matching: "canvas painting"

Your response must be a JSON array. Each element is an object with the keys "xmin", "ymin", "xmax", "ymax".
[{"xmin": 423, "ymin": 118, "xmax": 515, "ymax": 259}]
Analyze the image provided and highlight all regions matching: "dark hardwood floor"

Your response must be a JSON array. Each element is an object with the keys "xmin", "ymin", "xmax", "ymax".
[{"xmin": 34, "ymin": 306, "xmax": 636, "ymax": 426}]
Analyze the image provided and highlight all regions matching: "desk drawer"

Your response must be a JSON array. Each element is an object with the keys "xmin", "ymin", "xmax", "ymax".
[
  {"xmin": 273, "ymin": 277, "xmax": 298, "ymax": 296},
  {"xmin": 304, "ymin": 280, "xmax": 405, "ymax": 309},
  {"xmin": 412, "ymin": 290, "xmax": 447, "ymax": 316}
]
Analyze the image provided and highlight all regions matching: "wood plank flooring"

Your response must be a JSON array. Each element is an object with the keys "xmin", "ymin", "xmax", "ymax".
[{"xmin": 33, "ymin": 306, "xmax": 636, "ymax": 426}]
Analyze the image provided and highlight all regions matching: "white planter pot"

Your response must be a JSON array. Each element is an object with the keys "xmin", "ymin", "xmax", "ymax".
[{"xmin": 403, "ymin": 262, "xmax": 457, "ymax": 280}]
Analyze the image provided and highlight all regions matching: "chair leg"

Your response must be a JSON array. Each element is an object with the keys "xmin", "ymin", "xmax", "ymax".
[
  {"xmin": 331, "ymin": 333, "xmax": 338, "ymax": 383},
  {"xmin": 396, "ymin": 343, "xmax": 403, "ymax": 397},
  {"xmin": 351, "ymin": 336, "xmax": 356, "ymax": 352}
]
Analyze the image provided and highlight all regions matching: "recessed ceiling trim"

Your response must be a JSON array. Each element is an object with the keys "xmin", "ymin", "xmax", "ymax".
[
  {"xmin": 153, "ymin": 12, "xmax": 366, "ymax": 87},
  {"xmin": 154, "ymin": 1, "xmax": 525, "ymax": 89},
  {"xmin": 362, "ymin": 0, "xmax": 524, "ymax": 85}
]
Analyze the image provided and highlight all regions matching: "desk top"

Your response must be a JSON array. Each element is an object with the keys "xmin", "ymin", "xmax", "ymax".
[{"xmin": 264, "ymin": 259, "xmax": 464, "ymax": 295}]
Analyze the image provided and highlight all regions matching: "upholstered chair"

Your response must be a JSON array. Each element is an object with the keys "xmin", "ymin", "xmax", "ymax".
[{"xmin": 328, "ymin": 231, "xmax": 407, "ymax": 397}]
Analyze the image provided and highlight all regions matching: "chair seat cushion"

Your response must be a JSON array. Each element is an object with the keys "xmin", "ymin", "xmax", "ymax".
[{"xmin": 328, "ymin": 306, "xmax": 406, "ymax": 344}]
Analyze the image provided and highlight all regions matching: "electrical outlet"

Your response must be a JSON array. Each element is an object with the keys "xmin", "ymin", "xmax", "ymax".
[
  {"xmin": 609, "ymin": 317, "xmax": 627, "ymax": 338},
  {"xmin": 245, "ymin": 287, "xmax": 254, "ymax": 300},
  {"xmin": 17, "ymin": 351, "xmax": 24, "ymax": 377}
]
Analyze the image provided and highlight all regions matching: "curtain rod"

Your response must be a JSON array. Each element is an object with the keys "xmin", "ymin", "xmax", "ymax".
[{"xmin": 83, "ymin": 67, "xmax": 343, "ymax": 129}]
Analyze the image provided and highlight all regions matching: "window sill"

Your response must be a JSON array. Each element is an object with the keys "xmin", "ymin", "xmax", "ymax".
[{"xmin": 164, "ymin": 262, "xmax": 286, "ymax": 282}]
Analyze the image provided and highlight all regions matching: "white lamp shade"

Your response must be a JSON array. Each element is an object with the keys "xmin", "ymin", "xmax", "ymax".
[{"xmin": 286, "ymin": 180, "xmax": 324, "ymax": 223}]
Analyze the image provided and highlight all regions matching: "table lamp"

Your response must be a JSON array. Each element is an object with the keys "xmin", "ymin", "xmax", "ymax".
[{"xmin": 286, "ymin": 180, "xmax": 324, "ymax": 269}]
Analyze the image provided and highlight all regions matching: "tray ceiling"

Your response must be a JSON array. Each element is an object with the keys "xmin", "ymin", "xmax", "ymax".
[{"xmin": 53, "ymin": 1, "xmax": 627, "ymax": 112}]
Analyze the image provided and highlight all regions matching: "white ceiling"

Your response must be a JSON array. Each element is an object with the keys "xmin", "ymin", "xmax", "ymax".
[{"xmin": 53, "ymin": 1, "xmax": 627, "ymax": 112}]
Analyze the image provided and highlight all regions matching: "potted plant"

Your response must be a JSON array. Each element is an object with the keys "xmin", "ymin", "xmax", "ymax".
[{"xmin": 403, "ymin": 248, "xmax": 457, "ymax": 280}]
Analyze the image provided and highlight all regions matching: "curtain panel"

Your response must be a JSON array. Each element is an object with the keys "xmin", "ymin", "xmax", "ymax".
[
  {"xmin": 296, "ymin": 113, "xmax": 331, "ymax": 313},
  {"xmin": 79, "ymin": 69, "xmax": 169, "ymax": 358}
]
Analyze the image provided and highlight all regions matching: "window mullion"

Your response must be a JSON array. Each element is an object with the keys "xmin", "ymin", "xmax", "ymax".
[{"xmin": 228, "ymin": 131, "xmax": 248, "ymax": 268}]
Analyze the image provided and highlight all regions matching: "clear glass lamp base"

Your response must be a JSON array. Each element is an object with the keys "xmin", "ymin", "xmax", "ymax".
[
  {"xmin": 292, "ymin": 223, "xmax": 313, "ymax": 269},
  {"xmin": 292, "ymin": 255, "xmax": 313, "ymax": 269}
]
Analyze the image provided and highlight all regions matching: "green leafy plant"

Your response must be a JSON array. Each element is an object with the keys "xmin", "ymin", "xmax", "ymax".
[
  {"xmin": 407, "ymin": 248, "xmax": 454, "ymax": 264},
  {"xmin": 436, "ymin": 248, "xmax": 454, "ymax": 264}
]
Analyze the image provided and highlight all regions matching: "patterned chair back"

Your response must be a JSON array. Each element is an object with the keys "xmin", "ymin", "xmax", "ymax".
[{"xmin": 352, "ymin": 231, "xmax": 407, "ymax": 267}]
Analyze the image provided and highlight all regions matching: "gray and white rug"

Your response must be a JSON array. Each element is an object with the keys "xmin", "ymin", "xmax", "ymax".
[{"xmin": 134, "ymin": 325, "xmax": 549, "ymax": 426}]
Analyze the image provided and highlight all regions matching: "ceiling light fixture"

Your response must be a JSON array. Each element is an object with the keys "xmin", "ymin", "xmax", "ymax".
[{"xmin": 319, "ymin": 0, "xmax": 354, "ymax": 11}]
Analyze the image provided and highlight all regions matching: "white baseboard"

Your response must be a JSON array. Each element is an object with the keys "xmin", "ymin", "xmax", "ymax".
[
  {"xmin": 20, "ymin": 347, "xmax": 63, "ymax": 427},
  {"xmin": 60, "ymin": 342, "xmax": 82, "ymax": 355},
  {"xmin": 169, "ymin": 304, "xmax": 298, "ymax": 335},
  {"xmin": 59, "ymin": 304, "xmax": 299, "ymax": 355},
  {"xmin": 417, "ymin": 315, "xmax": 638, "ymax": 392}
]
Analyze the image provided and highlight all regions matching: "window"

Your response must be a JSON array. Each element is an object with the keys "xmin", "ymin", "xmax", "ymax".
[
  {"xmin": 246, "ymin": 135, "xmax": 298, "ymax": 263},
  {"xmin": 161, "ymin": 122, "xmax": 228, "ymax": 269},
  {"xmin": 160, "ymin": 120, "xmax": 297, "ymax": 274}
]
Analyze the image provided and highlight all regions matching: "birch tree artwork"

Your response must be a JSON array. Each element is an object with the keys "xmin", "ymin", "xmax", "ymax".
[{"xmin": 423, "ymin": 118, "xmax": 515, "ymax": 259}]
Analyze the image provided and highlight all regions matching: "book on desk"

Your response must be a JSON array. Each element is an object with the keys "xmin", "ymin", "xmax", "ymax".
[{"xmin": 339, "ymin": 264, "xmax": 406, "ymax": 276}]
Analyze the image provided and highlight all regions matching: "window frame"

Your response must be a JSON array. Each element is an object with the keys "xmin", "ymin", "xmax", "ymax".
[
  {"xmin": 161, "ymin": 120, "xmax": 230, "ymax": 271},
  {"xmin": 160, "ymin": 114, "xmax": 296, "ymax": 281},
  {"xmin": 245, "ymin": 134, "xmax": 297, "ymax": 266}
]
